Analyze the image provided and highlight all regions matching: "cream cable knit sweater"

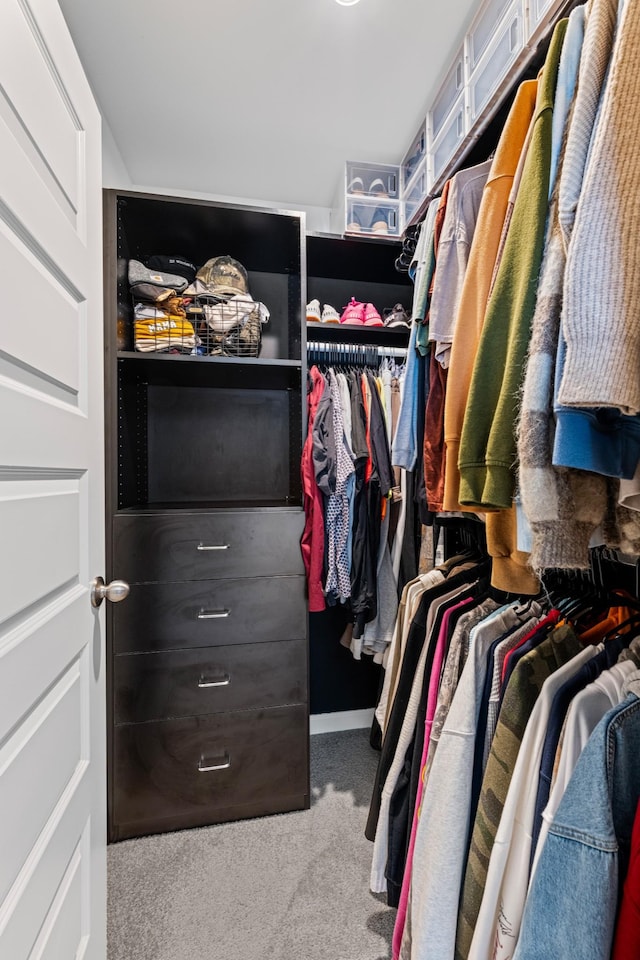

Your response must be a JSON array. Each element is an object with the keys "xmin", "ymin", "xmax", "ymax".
[
  {"xmin": 560, "ymin": 0, "xmax": 640, "ymax": 414},
  {"xmin": 518, "ymin": 0, "xmax": 623, "ymax": 571},
  {"xmin": 518, "ymin": 196, "xmax": 609, "ymax": 571}
]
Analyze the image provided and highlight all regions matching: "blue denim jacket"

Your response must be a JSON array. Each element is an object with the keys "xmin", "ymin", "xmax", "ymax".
[{"xmin": 514, "ymin": 671, "xmax": 640, "ymax": 960}]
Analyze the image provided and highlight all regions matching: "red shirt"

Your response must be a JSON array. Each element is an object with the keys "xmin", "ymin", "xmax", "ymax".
[{"xmin": 612, "ymin": 798, "xmax": 640, "ymax": 960}]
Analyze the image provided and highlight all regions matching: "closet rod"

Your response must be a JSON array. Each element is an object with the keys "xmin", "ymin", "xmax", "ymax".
[{"xmin": 307, "ymin": 343, "xmax": 407, "ymax": 359}]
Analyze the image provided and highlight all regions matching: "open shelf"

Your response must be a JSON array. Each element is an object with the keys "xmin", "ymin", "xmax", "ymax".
[
  {"xmin": 116, "ymin": 352, "xmax": 302, "ymax": 390},
  {"xmin": 305, "ymin": 322, "xmax": 409, "ymax": 347},
  {"xmin": 306, "ymin": 232, "xmax": 411, "ymax": 333},
  {"xmin": 105, "ymin": 190, "xmax": 307, "ymax": 516},
  {"xmin": 307, "ymin": 233, "xmax": 409, "ymax": 285},
  {"xmin": 116, "ymin": 499, "xmax": 303, "ymax": 514},
  {"xmin": 117, "ymin": 352, "xmax": 301, "ymax": 366},
  {"xmin": 112, "ymin": 191, "xmax": 303, "ymax": 362}
]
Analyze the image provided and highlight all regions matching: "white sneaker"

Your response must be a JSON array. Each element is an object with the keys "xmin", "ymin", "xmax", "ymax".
[
  {"xmin": 306, "ymin": 298, "xmax": 321, "ymax": 323},
  {"xmin": 321, "ymin": 304, "xmax": 341, "ymax": 324},
  {"xmin": 369, "ymin": 177, "xmax": 388, "ymax": 197}
]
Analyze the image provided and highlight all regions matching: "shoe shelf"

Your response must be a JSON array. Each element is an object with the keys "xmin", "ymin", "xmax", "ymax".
[
  {"xmin": 305, "ymin": 322, "xmax": 409, "ymax": 347},
  {"xmin": 305, "ymin": 233, "xmax": 412, "ymax": 343}
]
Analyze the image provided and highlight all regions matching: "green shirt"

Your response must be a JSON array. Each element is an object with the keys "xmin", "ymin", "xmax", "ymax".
[{"xmin": 458, "ymin": 19, "xmax": 568, "ymax": 509}]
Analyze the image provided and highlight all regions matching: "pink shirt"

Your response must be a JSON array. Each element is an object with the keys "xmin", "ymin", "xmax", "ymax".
[{"xmin": 300, "ymin": 366, "xmax": 327, "ymax": 612}]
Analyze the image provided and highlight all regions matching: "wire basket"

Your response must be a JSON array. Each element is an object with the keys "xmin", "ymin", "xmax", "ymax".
[
  {"xmin": 189, "ymin": 297, "xmax": 266, "ymax": 358},
  {"xmin": 133, "ymin": 295, "xmax": 268, "ymax": 358}
]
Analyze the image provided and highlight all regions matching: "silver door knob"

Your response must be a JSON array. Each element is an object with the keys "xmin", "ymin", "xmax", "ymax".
[{"xmin": 91, "ymin": 576, "xmax": 130, "ymax": 608}]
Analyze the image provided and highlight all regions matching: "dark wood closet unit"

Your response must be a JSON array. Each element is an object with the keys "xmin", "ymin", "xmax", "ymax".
[
  {"xmin": 305, "ymin": 233, "xmax": 413, "ymax": 715},
  {"xmin": 104, "ymin": 190, "xmax": 309, "ymax": 842}
]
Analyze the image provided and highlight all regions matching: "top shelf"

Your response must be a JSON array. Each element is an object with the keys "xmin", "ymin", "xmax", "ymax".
[
  {"xmin": 114, "ymin": 191, "xmax": 304, "ymax": 275},
  {"xmin": 306, "ymin": 233, "xmax": 410, "ymax": 287}
]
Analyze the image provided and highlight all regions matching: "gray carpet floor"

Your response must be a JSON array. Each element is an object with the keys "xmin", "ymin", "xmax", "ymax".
[{"xmin": 107, "ymin": 729, "xmax": 395, "ymax": 960}]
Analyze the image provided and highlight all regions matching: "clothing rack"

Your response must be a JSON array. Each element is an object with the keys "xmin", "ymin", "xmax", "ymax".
[{"xmin": 307, "ymin": 341, "xmax": 407, "ymax": 368}]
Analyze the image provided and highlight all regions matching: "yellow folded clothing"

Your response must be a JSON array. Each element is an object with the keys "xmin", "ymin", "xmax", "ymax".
[{"xmin": 134, "ymin": 315, "xmax": 196, "ymax": 351}]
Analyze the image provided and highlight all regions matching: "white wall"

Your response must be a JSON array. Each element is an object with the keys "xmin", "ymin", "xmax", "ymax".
[
  {"xmin": 102, "ymin": 116, "xmax": 132, "ymax": 188},
  {"xmin": 101, "ymin": 117, "xmax": 332, "ymax": 233}
]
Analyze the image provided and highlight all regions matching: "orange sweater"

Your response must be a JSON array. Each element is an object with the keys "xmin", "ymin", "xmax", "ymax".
[{"xmin": 443, "ymin": 79, "xmax": 538, "ymax": 512}]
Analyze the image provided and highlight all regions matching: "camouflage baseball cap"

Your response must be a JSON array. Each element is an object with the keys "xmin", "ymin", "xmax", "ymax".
[{"xmin": 195, "ymin": 255, "xmax": 249, "ymax": 296}]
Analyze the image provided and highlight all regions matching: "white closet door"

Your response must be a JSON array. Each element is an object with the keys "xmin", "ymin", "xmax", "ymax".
[{"xmin": 0, "ymin": 1, "xmax": 106, "ymax": 958}]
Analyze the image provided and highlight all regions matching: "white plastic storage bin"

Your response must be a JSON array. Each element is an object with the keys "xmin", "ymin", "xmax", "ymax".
[
  {"xmin": 402, "ymin": 161, "xmax": 428, "ymax": 229},
  {"xmin": 346, "ymin": 197, "xmax": 400, "ymax": 238},
  {"xmin": 528, "ymin": 0, "xmax": 565, "ymax": 37},
  {"xmin": 430, "ymin": 46, "xmax": 466, "ymax": 144},
  {"xmin": 466, "ymin": 0, "xmax": 514, "ymax": 72},
  {"xmin": 345, "ymin": 161, "xmax": 399, "ymax": 201},
  {"xmin": 401, "ymin": 122, "xmax": 427, "ymax": 194},
  {"xmin": 430, "ymin": 93, "xmax": 467, "ymax": 187},
  {"xmin": 469, "ymin": 0, "xmax": 525, "ymax": 125}
]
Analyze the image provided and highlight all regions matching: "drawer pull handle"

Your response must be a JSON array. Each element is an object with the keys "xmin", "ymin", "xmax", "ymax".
[
  {"xmin": 197, "ymin": 608, "xmax": 231, "ymax": 620},
  {"xmin": 197, "ymin": 543, "xmax": 229, "ymax": 551},
  {"xmin": 197, "ymin": 674, "xmax": 231, "ymax": 688},
  {"xmin": 198, "ymin": 754, "xmax": 230, "ymax": 773}
]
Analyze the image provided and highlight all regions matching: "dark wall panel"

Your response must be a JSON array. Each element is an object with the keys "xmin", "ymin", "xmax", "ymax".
[{"xmin": 309, "ymin": 608, "xmax": 382, "ymax": 715}]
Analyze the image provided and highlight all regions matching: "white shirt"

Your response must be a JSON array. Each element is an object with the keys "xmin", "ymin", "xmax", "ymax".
[
  {"xmin": 468, "ymin": 644, "xmax": 598, "ymax": 960},
  {"xmin": 532, "ymin": 658, "xmax": 637, "ymax": 878}
]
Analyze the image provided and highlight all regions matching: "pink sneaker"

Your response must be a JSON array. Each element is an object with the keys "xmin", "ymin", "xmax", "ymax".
[
  {"xmin": 340, "ymin": 297, "xmax": 365, "ymax": 325},
  {"xmin": 364, "ymin": 303, "xmax": 383, "ymax": 326}
]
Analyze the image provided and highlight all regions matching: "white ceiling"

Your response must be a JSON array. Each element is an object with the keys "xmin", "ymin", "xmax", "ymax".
[{"xmin": 59, "ymin": 0, "xmax": 479, "ymax": 209}]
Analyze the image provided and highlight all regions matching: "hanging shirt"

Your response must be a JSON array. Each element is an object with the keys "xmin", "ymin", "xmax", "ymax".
[
  {"xmin": 513, "ymin": 671, "xmax": 640, "ymax": 960},
  {"xmin": 612, "ymin": 798, "xmax": 640, "ymax": 960},
  {"xmin": 392, "ymin": 320, "xmax": 420, "ymax": 471},
  {"xmin": 532, "ymin": 658, "xmax": 639, "ymax": 880},
  {"xmin": 300, "ymin": 366, "xmax": 327, "ymax": 611},
  {"xmin": 406, "ymin": 604, "xmax": 528, "ymax": 960},
  {"xmin": 467, "ymin": 644, "xmax": 598, "ymax": 960},
  {"xmin": 442, "ymin": 79, "xmax": 537, "ymax": 513},
  {"xmin": 458, "ymin": 21, "xmax": 568, "ymax": 510},
  {"xmin": 429, "ymin": 160, "xmax": 492, "ymax": 368},
  {"xmin": 391, "ymin": 593, "xmax": 476, "ymax": 955},
  {"xmin": 370, "ymin": 581, "xmax": 481, "ymax": 893},
  {"xmin": 456, "ymin": 620, "xmax": 582, "ymax": 960},
  {"xmin": 424, "ymin": 344, "xmax": 448, "ymax": 512},
  {"xmin": 323, "ymin": 372, "xmax": 355, "ymax": 605}
]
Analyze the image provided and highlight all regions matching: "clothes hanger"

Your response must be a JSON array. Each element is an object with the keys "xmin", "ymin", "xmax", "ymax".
[{"xmin": 600, "ymin": 611, "xmax": 640, "ymax": 645}]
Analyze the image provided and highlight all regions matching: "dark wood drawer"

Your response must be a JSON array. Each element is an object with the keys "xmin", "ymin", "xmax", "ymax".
[
  {"xmin": 111, "ymin": 576, "xmax": 306, "ymax": 654},
  {"xmin": 112, "ymin": 705, "xmax": 308, "ymax": 839},
  {"xmin": 113, "ymin": 510, "xmax": 305, "ymax": 583},
  {"xmin": 114, "ymin": 639, "xmax": 307, "ymax": 723}
]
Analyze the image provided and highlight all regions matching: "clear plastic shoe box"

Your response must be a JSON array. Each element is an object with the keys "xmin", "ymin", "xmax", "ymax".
[
  {"xmin": 401, "ymin": 123, "xmax": 427, "ymax": 194},
  {"xmin": 331, "ymin": 0, "xmax": 563, "ymax": 238},
  {"xmin": 346, "ymin": 197, "xmax": 399, "ymax": 237},
  {"xmin": 345, "ymin": 161, "xmax": 399, "ymax": 201},
  {"xmin": 402, "ymin": 161, "xmax": 428, "ymax": 229},
  {"xmin": 332, "ymin": 161, "xmax": 401, "ymax": 238}
]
